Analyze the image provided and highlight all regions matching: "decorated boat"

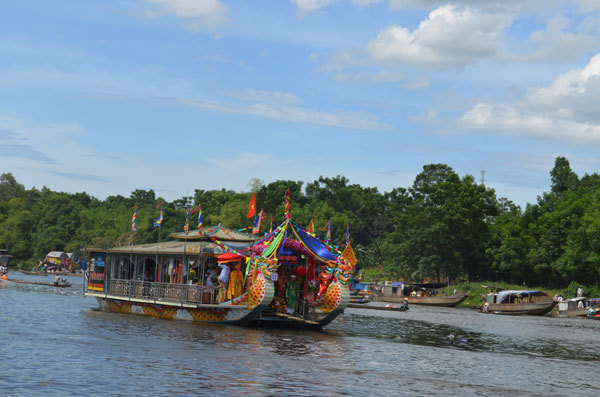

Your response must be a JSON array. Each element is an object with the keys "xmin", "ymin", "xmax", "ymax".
[
  {"xmin": 379, "ymin": 282, "xmax": 468, "ymax": 307},
  {"xmin": 481, "ymin": 290, "xmax": 557, "ymax": 315},
  {"xmin": 84, "ymin": 194, "xmax": 355, "ymax": 329}
]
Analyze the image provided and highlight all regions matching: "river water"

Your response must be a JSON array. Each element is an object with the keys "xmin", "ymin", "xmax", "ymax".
[{"xmin": 1, "ymin": 272, "xmax": 599, "ymax": 396}]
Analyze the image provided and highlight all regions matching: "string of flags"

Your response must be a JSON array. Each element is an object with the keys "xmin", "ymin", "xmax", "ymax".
[{"xmin": 128, "ymin": 190, "xmax": 350, "ymax": 252}]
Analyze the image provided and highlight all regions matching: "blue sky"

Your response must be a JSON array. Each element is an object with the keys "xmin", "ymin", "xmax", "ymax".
[{"xmin": 2, "ymin": 0, "xmax": 600, "ymax": 207}]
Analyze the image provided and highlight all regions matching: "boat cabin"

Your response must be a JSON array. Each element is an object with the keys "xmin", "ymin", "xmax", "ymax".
[
  {"xmin": 85, "ymin": 228, "xmax": 258, "ymax": 305},
  {"xmin": 484, "ymin": 290, "xmax": 551, "ymax": 304},
  {"xmin": 381, "ymin": 282, "xmax": 448, "ymax": 299}
]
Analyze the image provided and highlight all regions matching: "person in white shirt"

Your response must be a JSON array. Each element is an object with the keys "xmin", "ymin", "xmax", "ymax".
[{"xmin": 217, "ymin": 263, "xmax": 230, "ymax": 302}]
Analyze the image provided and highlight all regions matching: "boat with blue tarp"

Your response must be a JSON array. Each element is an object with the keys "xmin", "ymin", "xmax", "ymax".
[{"xmin": 481, "ymin": 290, "xmax": 557, "ymax": 315}]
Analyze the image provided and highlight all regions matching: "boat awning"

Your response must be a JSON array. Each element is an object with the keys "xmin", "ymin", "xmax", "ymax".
[{"xmin": 217, "ymin": 252, "xmax": 244, "ymax": 263}]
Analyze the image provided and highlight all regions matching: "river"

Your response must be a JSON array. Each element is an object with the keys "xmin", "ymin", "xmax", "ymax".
[{"xmin": 1, "ymin": 272, "xmax": 599, "ymax": 396}]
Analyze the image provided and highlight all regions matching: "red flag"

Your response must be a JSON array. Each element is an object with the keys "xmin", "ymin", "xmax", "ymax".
[{"xmin": 247, "ymin": 192, "xmax": 257, "ymax": 218}]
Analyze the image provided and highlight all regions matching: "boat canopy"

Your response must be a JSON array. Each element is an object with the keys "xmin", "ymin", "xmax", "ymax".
[
  {"xmin": 391, "ymin": 282, "xmax": 447, "ymax": 289},
  {"xmin": 494, "ymin": 290, "xmax": 547, "ymax": 303}
]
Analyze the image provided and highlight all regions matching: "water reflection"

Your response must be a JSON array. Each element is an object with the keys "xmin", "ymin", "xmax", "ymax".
[{"xmin": 4, "ymin": 279, "xmax": 600, "ymax": 396}]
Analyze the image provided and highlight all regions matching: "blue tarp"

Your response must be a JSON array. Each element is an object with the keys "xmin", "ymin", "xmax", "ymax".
[{"xmin": 290, "ymin": 222, "xmax": 338, "ymax": 262}]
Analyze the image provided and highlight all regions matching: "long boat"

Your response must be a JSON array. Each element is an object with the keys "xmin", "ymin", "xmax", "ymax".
[
  {"xmin": 18, "ymin": 269, "xmax": 48, "ymax": 276},
  {"xmin": 8, "ymin": 278, "xmax": 72, "ymax": 288},
  {"xmin": 481, "ymin": 290, "xmax": 557, "ymax": 315},
  {"xmin": 84, "ymin": 217, "xmax": 354, "ymax": 329},
  {"xmin": 378, "ymin": 282, "xmax": 468, "ymax": 307}
]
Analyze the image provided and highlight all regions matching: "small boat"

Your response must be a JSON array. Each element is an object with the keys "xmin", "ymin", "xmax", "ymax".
[
  {"xmin": 481, "ymin": 290, "xmax": 557, "ymax": 315},
  {"xmin": 8, "ymin": 278, "xmax": 72, "ymax": 288},
  {"xmin": 18, "ymin": 269, "xmax": 48, "ymax": 276},
  {"xmin": 347, "ymin": 303, "xmax": 408, "ymax": 312},
  {"xmin": 556, "ymin": 297, "xmax": 600, "ymax": 318},
  {"xmin": 378, "ymin": 282, "xmax": 468, "ymax": 307}
]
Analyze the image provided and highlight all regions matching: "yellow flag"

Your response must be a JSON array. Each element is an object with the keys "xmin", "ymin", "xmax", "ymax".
[{"xmin": 340, "ymin": 243, "xmax": 357, "ymax": 266}]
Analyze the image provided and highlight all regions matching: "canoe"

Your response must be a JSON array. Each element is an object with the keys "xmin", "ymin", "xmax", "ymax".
[
  {"xmin": 8, "ymin": 278, "xmax": 72, "ymax": 288},
  {"xmin": 18, "ymin": 269, "xmax": 48, "ymax": 276},
  {"xmin": 347, "ymin": 303, "xmax": 408, "ymax": 312}
]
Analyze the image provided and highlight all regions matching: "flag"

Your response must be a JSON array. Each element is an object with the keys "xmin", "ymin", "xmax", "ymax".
[
  {"xmin": 284, "ymin": 188, "xmax": 290, "ymax": 219},
  {"xmin": 268, "ymin": 217, "xmax": 273, "ymax": 234},
  {"xmin": 321, "ymin": 220, "xmax": 331, "ymax": 244},
  {"xmin": 307, "ymin": 214, "xmax": 315, "ymax": 234},
  {"xmin": 252, "ymin": 209, "xmax": 265, "ymax": 234},
  {"xmin": 247, "ymin": 192, "xmax": 256, "ymax": 218},
  {"xmin": 153, "ymin": 202, "xmax": 164, "ymax": 227},
  {"xmin": 131, "ymin": 206, "xmax": 137, "ymax": 232},
  {"xmin": 197, "ymin": 205, "xmax": 203, "ymax": 231},
  {"xmin": 340, "ymin": 243, "xmax": 357, "ymax": 266},
  {"xmin": 183, "ymin": 207, "xmax": 190, "ymax": 235},
  {"xmin": 346, "ymin": 223, "xmax": 350, "ymax": 245}
]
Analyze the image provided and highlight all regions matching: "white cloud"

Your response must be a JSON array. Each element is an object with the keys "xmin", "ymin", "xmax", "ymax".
[
  {"xmin": 459, "ymin": 53, "xmax": 600, "ymax": 145},
  {"xmin": 177, "ymin": 96, "xmax": 392, "ymax": 130},
  {"xmin": 227, "ymin": 89, "xmax": 302, "ymax": 105},
  {"xmin": 513, "ymin": 14, "xmax": 598, "ymax": 63},
  {"xmin": 142, "ymin": 0, "xmax": 227, "ymax": 29},
  {"xmin": 291, "ymin": 0, "xmax": 337, "ymax": 16},
  {"xmin": 352, "ymin": 0, "xmax": 384, "ymax": 5},
  {"xmin": 366, "ymin": 5, "xmax": 513, "ymax": 69}
]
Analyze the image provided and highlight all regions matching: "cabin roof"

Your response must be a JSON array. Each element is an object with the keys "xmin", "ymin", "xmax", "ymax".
[
  {"xmin": 170, "ymin": 226, "xmax": 258, "ymax": 243},
  {"xmin": 46, "ymin": 251, "xmax": 68, "ymax": 258},
  {"xmin": 496, "ymin": 290, "xmax": 546, "ymax": 297},
  {"xmin": 99, "ymin": 240, "xmax": 250, "ymax": 256}
]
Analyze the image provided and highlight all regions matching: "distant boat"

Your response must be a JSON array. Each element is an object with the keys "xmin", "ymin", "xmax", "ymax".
[
  {"xmin": 7, "ymin": 278, "xmax": 72, "ymax": 288},
  {"xmin": 378, "ymin": 282, "xmax": 468, "ymax": 307},
  {"xmin": 481, "ymin": 290, "xmax": 557, "ymax": 315},
  {"xmin": 556, "ymin": 297, "xmax": 600, "ymax": 318},
  {"xmin": 18, "ymin": 269, "xmax": 48, "ymax": 276}
]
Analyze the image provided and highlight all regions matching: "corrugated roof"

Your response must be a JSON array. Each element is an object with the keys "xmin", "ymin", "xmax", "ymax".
[
  {"xmin": 46, "ymin": 251, "xmax": 67, "ymax": 258},
  {"xmin": 107, "ymin": 241, "xmax": 231, "ymax": 256},
  {"xmin": 170, "ymin": 226, "xmax": 258, "ymax": 243}
]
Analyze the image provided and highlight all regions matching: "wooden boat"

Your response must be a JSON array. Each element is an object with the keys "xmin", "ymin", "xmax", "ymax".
[
  {"xmin": 481, "ymin": 290, "xmax": 557, "ymax": 315},
  {"xmin": 18, "ymin": 269, "xmax": 48, "ymax": 276},
  {"xmin": 84, "ymin": 217, "xmax": 353, "ymax": 329},
  {"xmin": 8, "ymin": 278, "xmax": 72, "ymax": 287},
  {"xmin": 347, "ymin": 303, "xmax": 408, "ymax": 312},
  {"xmin": 556, "ymin": 297, "xmax": 600, "ymax": 318},
  {"xmin": 379, "ymin": 282, "xmax": 468, "ymax": 307}
]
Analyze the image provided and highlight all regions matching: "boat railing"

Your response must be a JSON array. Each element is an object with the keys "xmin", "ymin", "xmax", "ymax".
[{"xmin": 106, "ymin": 279, "xmax": 220, "ymax": 305}]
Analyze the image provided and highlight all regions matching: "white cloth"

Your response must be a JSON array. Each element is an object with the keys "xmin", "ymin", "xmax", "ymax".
[{"xmin": 217, "ymin": 263, "xmax": 230, "ymax": 283}]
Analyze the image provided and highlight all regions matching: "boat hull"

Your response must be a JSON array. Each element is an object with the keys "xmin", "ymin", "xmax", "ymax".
[
  {"xmin": 87, "ymin": 273, "xmax": 274, "ymax": 325},
  {"xmin": 382, "ymin": 292, "xmax": 468, "ymax": 307},
  {"xmin": 252, "ymin": 281, "xmax": 350, "ymax": 328},
  {"xmin": 487, "ymin": 300, "xmax": 557, "ymax": 315}
]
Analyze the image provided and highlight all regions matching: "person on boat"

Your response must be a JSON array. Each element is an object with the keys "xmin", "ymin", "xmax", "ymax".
[
  {"xmin": 227, "ymin": 263, "xmax": 243, "ymax": 300},
  {"xmin": 285, "ymin": 275, "xmax": 299, "ymax": 315},
  {"xmin": 217, "ymin": 263, "xmax": 230, "ymax": 302},
  {"xmin": 54, "ymin": 274, "xmax": 60, "ymax": 285},
  {"xmin": 1, "ymin": 273, "xmax": 7, "ymax": 280},
  {"xmin": 577, "ymin": 285, "xmax": 583, "ymax": 297}
]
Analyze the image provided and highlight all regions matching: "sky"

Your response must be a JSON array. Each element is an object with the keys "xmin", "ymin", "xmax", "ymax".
[{"xmin": 2, "ymin": 0, "xmax": 600, "ymax": 208}]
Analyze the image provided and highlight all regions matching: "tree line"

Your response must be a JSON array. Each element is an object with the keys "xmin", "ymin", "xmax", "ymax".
[{"xmin": 1, "ymin": 156, "xmax": 599, "ymax": 288}]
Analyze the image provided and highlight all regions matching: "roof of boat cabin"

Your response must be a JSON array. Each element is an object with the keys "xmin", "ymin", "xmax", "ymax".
[
  {"xmin": 495, "ymin": 290, "xmax": 547, "ymax": 296},
  {"xmin": 98, "ymin": 240, "xmax": 252, "ymax": 256},
  {"xmin": 46, "ymin": 251, "xmax": 68, "ymax": 258},
  {"xmin": 170, "ymin": 226, "xmax": 259, "ymax": 242}
]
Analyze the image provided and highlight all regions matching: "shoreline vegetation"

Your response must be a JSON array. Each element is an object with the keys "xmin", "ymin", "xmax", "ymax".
[{"xmin": 2, "ymin": 156, "xmax": 600, "ymax": 293}]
